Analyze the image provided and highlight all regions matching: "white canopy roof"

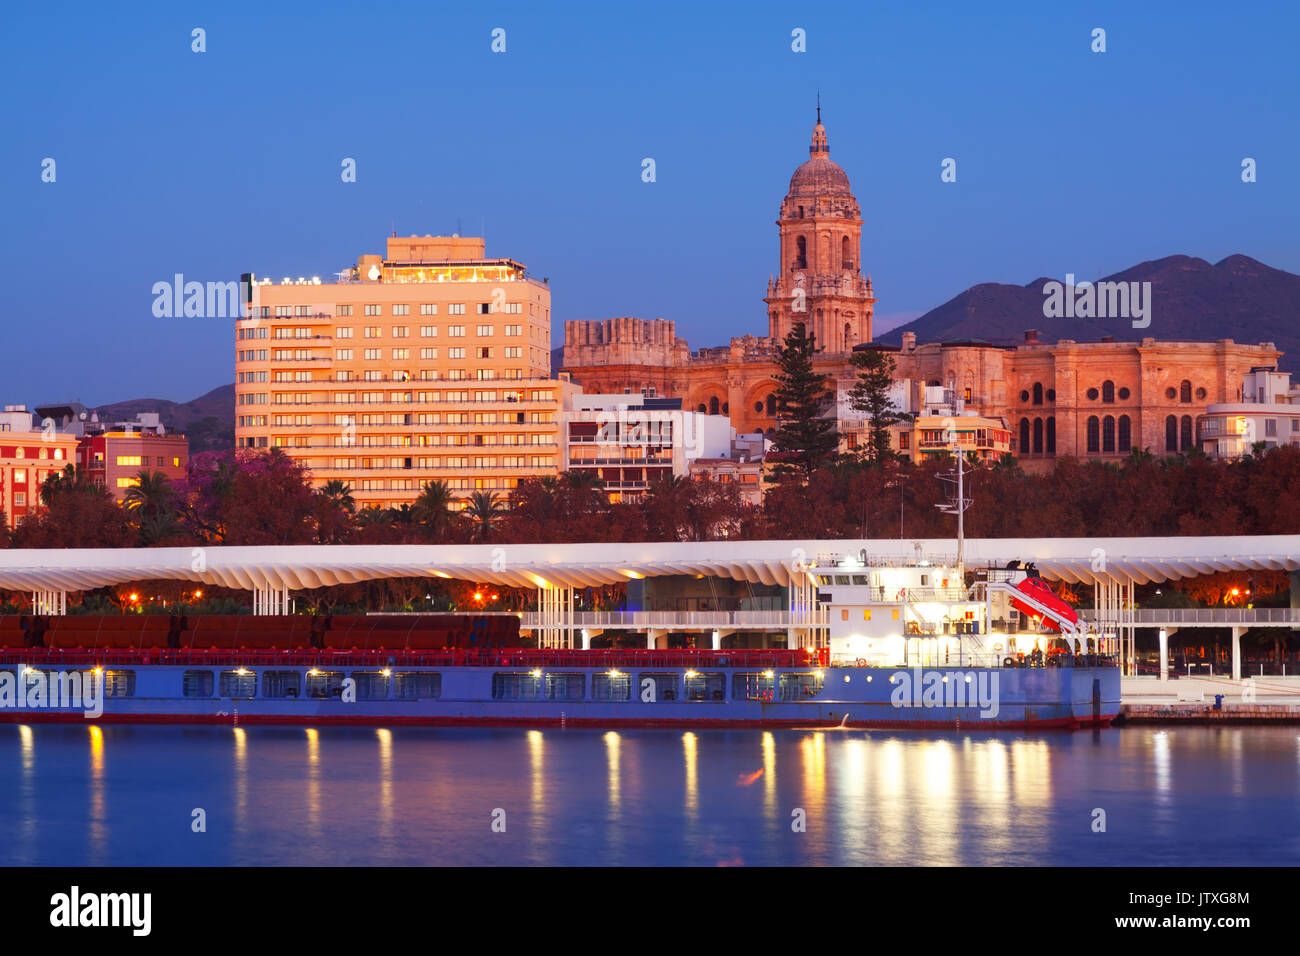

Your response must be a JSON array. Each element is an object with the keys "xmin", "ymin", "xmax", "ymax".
[{"xmin": 0, "ymin": 537, "xmax": 1294, "ymax": 592}]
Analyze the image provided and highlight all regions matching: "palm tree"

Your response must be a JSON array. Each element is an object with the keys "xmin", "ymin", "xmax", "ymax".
[
  {"xmin": 413, "ymin": 479, "xmax": 455, "ymax": 534},
  {"xmin": 464, "ymin": 491, "xmax": 505, "ymax": 542},
  {"xmin": 123, "ymin": 470, "xmax": 175, "ymax": 517},
  {"xmin": 318, "ymin": 479, "xmax": 355, "ymax": 514}
]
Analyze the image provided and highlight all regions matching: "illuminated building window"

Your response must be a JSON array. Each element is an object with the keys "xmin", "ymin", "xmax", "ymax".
[
  {"xmin": 448, "ymin": 304, "xmax": 466, "ymax": 315},
  {"xmin": 116, "ymin": 456, "xmax": 143, "ymax": 467}
]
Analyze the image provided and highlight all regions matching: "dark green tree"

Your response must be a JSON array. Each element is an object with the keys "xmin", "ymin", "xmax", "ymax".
[
  {"xmin": 846, "ymin": 347, "xmax": 903, "ymax": 462},
  {"xmin": 768, "ymin": 322, "xmax": 837, "ymax": 483}
]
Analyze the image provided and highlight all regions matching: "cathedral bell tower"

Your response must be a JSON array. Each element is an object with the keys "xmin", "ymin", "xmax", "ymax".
[{"xmin": 764, "ymin": 106, "xmax": 875, "ymax": 353}]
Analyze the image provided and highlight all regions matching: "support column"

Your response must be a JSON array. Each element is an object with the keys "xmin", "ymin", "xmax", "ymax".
[
  {"xmin": 711, "ymin": 628, "xmax": 721, "ymax": 651},
  {"xmin": 1158, "ymin": 628, "xmax": 1168, "ymax": 681},
  {"xmin": 32, "ymin": 590, "xmax": 67, "ymax": 615},
  {"xmin": 1231, "ymin": 625, "xmax": 1246, "ymax": 681}
]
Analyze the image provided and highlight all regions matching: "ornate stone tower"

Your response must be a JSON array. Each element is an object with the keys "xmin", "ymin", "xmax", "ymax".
[{"xmin": 765, "ymin": 107, "xmax": 875, "ymax": 354}]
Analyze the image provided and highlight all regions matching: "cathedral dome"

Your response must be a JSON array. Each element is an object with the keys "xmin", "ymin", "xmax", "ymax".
[{"xmin": 786, "ymin": 116, "xmax": 852, "ymax": 197}]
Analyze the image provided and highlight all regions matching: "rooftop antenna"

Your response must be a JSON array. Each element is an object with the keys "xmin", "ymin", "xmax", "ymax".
[{"xmin": 816, "ymin": 90, "xmax": 821, "ymax": 125}]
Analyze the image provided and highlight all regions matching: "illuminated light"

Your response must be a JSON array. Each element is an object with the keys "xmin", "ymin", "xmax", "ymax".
[
  {"xmin": 473, "ymin": 591, "xmax": 484, "ymax": 602},
  {"xmin": 194, "ymin": 590, "xmax": 203, "ymax": 598},
  {"xmin": 684, "ymin": 670, "xmax": 698, "ymax": 679},
  {"xmin": 814, "ymin": 670, "xmax": 824, "ymax": 679},
  {"xmin": 489, "ymin": 593, "xmax": 498, "ymax": 602},
  {"xmin": 965, "ymin": 674, "xmax": 972, "ymax": 683},
  {"xmin": 607, "ymin": 669, "xmax": 623, "ymax": 677},
  {"xmin": 619, "ymin": 569, "xmax": 645, "ymax": 580},
  {"xmin": 866, "ymin": 675, "xmax": 873, "ymax": 682},
  {"xmin": 129, "ymin": 593, "xmax": 139, "ymax": 602},
  {"xmin": 843, "ymin": 675, "xmax": 851, "ymax": 683},
  {"xmin": 308, "ymin": 668, "xmax": 319, "ymax": 676},
  {"xmin": 763, "ymin": 670, "xmax": 774, "ymax": 679},
  {"xmin": 381, "ymin": 669, "xmax": 391, "ymax": 677},
  {"xmin": 236, "ymin": 668, "xmax": 249, "ymax": 676},
  {"xmin": 530, "ymin": 669, "xmax": 543, "ymax": 678}
]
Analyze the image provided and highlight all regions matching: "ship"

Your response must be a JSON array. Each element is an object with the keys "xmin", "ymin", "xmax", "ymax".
[{"xmin": 0, "ymin": 457, "xmax": 1121, "ymax": 730}]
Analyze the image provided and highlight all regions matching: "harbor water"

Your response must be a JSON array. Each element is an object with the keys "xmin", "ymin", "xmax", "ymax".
[{"xmin": 2, "ymin": 724, "xmax": 1298, "ymax": 866}]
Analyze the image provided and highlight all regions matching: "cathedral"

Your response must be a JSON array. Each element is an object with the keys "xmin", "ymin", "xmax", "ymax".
[{"xmin": 561, "ymin": 112, "xmax": 1280, "ymax": 468}]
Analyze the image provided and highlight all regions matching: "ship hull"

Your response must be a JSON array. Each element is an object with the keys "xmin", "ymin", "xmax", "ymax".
[{"xmin": 0, "ymin": 662, "xmax": 1120, "ymax": 730}]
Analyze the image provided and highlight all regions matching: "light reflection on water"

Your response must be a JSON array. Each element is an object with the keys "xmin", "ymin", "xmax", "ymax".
[{"xmin": 1, "ymin": 724, "xmax": 1298, "ymax": 866}]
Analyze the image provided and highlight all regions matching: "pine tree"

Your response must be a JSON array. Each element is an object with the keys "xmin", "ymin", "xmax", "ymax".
[
  {"xmin": 768, "ymin": 322, "xmax": 837, "ymax": 483},
  {"xmin": 847, "ymin": 347, "xmax": 903, "ymax": 462}
]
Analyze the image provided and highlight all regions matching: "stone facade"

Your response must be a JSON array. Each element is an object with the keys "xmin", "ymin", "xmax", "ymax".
[{"xmin": 561, "ymin": 115, "xmax": 1282, "ymax": 467}]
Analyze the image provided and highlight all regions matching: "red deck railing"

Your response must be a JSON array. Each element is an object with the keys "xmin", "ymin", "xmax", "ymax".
[{"xmin": 0, "ymin": 647, "xmax": 829, "ymax": 670}]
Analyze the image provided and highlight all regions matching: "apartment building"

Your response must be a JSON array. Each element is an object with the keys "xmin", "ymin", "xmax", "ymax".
[
  {"xmin": 235, "ymin": 235, "xmax": 557, "ymax": 509},
  {"xmin": 37, "ymin": 404, "xmax": 190, "ymax": 502},
  {"xmin": 0, "ymin": 405, "xmax": 80, "ymax": 529},
  {"xmin": 1199, "ymin": 366, "xmax": 1300, "ymax": 458},
  {"xmin": 560, "ymin": 393, "xmax": 733, "ymax": 502}
]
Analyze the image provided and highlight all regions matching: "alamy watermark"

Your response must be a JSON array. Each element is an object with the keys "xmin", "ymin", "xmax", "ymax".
[
  {"xmin": 889, "ymin": 667, "xmax": 1000, "ymax": 719},
  {"xmin": 1, "ymin": 667, "xmax": 104, "ymax": 718},
  {"xmin": 1042, "ymin": 274, "xmax": 1151, "ymax": 329}
]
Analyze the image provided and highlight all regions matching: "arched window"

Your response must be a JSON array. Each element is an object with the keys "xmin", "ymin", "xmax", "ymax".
[
  {"xmin": 766, "ymin": 393, "xmax": 776, "ymax": 416},
  {"xmin": 843, "ymin": 322, "xmax": 852, "ymax": 347},
  {"xmin": 1046, "ymin": 417, "xmax": 1056, "ymax": 455},
  {"xmin": 1180, "ymin": 415, "xmax": 1193, "ymax": 451},
  {"xmin": 1102, "ymin": 380, "xmax": 1115, "ymax": 404},
  {"xmin": 1180, "ymin": 380, "xmax": 1192, "ymax": 403},
  {"xmin": 1165, "ymin": 415, "xmax": 1178, "ymax": 452},
  {"xmin": 1102, "ymin": 415, "xmax": 1115, "ymax": 453},
  {"xmin": 1032, "ymin": 383, "xmax": 1043, "ymax": 406},
  {"xmin": 1086, "ymin": 416, "xmax": 1100, "ymax": 453},
  {"xmin": 794, "ymin": 236, "xmax": 807, "ymax": 270},
  {"xmin": 709, "ymin": 396, "xmax": 719, "ymax": 415},
  {"xmin": 841, "ymin": 236, "xmax": 853, "ymax": 271},
  {"xmin": 1019, "ymin": 418, "xmax": 1030, "ymax": 455},
  {"xmin": 1118, "ymin": 415, "xmax": 1131, "ymax": 452},
  {"xmin": 1033, "ymin": 418, "xmax": 1044, "ymax": 454},
  {"xmin": 697, "ymin": 403, "xmax": 707, "ymax": 414},
  {"xmin": 722, "ymin": 402, "xmax": 729, "ymax": 414}
]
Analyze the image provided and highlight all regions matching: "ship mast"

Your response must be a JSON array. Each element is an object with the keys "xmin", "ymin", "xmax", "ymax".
[{"xmin": 935, "ymin": 430, "xmax": 972, "ymax": 578}]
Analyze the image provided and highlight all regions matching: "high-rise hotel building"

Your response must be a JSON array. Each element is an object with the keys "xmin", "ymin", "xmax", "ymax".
[{"xmin": 235, "ymin": 234, "xmax": 560, "ymax": 510}]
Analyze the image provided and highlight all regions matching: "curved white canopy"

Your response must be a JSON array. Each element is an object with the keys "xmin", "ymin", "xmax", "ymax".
[{"xmin": 0, "ymin": 536, "xmax": 1294, "ymax": 593}]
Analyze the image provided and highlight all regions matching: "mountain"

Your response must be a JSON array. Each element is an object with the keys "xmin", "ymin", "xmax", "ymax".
[
  {"xmin": 95, "ymin": 383, "xmax": 234, "ymax": 453},
  {"xmin": 877, "ymin": 255, "xmax": 1300, "ymax": 369}
]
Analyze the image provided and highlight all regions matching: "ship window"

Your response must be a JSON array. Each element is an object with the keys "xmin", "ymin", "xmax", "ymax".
[
  {"xmin": 182, "ymin": 670, "xmax": 214, "ymax": 697},
  {"xmin": 733, "ymin": 672, "xmax": 776, "ymax": 700},
  {"xmin": 780, "ymin": 672, "xmax": 825, "ymax": 701},
  {"xmin": 544, "ymin": 673, "xmax": 585, "ymax": 700},
  {"xmin": 263, "ymin": 670, "xmax": 302, "ymax": 698},
  {"xmin": 220, "ymin": 670, "xmax": 257, "ymax": 699},
  {"xmin": 102, "ymin": 670, "xmax": 135, "ymax": 697},
  {"xmin": 492, "ymin": 672, "xmax": 541, "ymax": 701},
  {"xmin": 684, "ymin": 672, "xmax": 726, "ymax": 701},
  {"xmin": 306, "ymin": 670, "xmax": 345, "ymax": 699},
  {"xmin": 592, "ymin": 672, "xmax": 632, "ymax": 701},
  {"xmin": 864, "ymin": 609, "xmax": 872, "ymax": 621},
  {"xmin": 351, "ymin": 671, "xmax": 391, "ymax": 700},
  {"xmin": 841, "ymin": 609, "xmax": 849, "ymax": 621},
  {"xmin": 394, "ymin": 672, "xmax": 441, "ymax": 699},
  {"xmin": 639, "ymin": 672, "xmax": 679, "ymax": 701}
]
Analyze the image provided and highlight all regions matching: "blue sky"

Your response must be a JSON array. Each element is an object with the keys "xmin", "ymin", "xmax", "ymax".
[{"xmin": 3, "ymin": 0, "xmax": 1297, "ymax": 405}]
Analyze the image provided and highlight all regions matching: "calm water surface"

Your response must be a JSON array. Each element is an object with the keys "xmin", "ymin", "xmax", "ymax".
[{"xmin": 2, "ymin": 724, "xmax": 1298, "ymax": 866}]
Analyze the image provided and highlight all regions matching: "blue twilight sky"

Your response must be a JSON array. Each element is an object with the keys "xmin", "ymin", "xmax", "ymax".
[{"xmin": 3, "ymin": 0, "xmax": 1297, "ymax": 406}]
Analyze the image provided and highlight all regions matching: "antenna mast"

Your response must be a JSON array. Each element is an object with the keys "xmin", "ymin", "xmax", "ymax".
[{"xmin": 935, "ymin": 433, "xmax": 972, "ymax": 576}]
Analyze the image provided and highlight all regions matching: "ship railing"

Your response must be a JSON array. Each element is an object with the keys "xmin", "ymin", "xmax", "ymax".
[
  {"xmin": 523, "ymin": 611, "xmax": 824, "ymax": 629},
  {"xmin": 0, "ymin": 646, "xmax": 828, "ymax": 670}
]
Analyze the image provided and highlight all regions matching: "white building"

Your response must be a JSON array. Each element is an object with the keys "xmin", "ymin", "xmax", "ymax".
[
  {"xmin": 561, "ymin": 391, "xmax": 733, "ymax": 501},
  {"xmin": 1198, "ymin": 367, "xmax": 1300, "ymax": 458}
]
